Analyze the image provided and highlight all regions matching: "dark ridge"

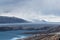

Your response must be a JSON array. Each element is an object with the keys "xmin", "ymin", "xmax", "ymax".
[{"xmin": 0, "ymin": 16, "xmax": 29, "ymax": 23}]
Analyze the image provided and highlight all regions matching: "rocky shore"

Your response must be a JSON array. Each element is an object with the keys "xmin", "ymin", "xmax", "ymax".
[
  {"xmin": 17, "ymin": 34, "xmax": 60, "ymax": 40},
  {"xmin": 16, "ymin": 25, "xmax": 60, "ymax": 40}
]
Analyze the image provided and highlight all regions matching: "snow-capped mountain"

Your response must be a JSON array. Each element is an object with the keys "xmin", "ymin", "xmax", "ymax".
[{"xmin": 31, "ymin": 19, "xmax": 47, "ymax": 22}]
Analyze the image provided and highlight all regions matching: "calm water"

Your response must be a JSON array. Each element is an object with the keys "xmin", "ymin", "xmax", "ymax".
[
  {"xmin": 0, "ymin": 23, "xmax": 36, "ymax": 40},
  {"xmin": 0, "ymin": 23, "xmax": 39, "ymax": 40},
  {"xmin": 0, "ymin": 30, "xmax": 39, "ymax": 40},
  {"xmin": 0, "ymin": 23, "xmax": 55, "ymax": 40}
]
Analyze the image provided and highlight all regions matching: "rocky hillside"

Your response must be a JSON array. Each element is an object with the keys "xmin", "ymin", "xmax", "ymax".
[{"xmin": 18, "ymin": 34, "xmax": 59, "ymax": 40}]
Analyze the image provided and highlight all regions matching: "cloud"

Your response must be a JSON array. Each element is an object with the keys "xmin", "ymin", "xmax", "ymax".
[{"xmin": 0, "ymin": 0, "xmax": 60, "ymax": 22}]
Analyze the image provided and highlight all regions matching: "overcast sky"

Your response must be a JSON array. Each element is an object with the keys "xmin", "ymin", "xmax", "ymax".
[{"xmin": 0, "ymin": 0, "xmax": 60, "ymax": 22}]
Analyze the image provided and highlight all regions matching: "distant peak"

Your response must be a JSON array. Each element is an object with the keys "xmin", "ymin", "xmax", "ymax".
[{"xmin": 31, "ymin": 19, "xmax": 47, "ymax": 22}]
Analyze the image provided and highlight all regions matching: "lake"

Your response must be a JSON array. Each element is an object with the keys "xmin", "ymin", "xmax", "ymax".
[{"xmin": 0, "ymin": 30, "xmax": 39, "ymax": 40}]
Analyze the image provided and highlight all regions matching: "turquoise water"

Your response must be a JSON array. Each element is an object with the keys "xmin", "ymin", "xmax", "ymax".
[
  {"xmin": 0, "ymin": 23, "xmax": 40, "ymax": 40},
  {"xmin": 0, "ymin": 23, "xmax": 39, "ymax": 40},
  {"xmin": 0, "ymin": 23, "xmax": 55, "ymax": 40},
  {"xmin": 0, "ymin": 30, "xmax": 34, "ymax": 40}
]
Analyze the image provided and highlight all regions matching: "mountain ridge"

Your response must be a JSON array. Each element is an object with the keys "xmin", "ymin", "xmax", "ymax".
[{"xmin": 0, "ymin": 16, "xmax": 29, "ymax": 23}]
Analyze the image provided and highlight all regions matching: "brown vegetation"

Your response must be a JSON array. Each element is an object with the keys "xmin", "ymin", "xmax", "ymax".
[{"xmin": 17, "ymin": 34, "xmax": 60, "ymax": 40}]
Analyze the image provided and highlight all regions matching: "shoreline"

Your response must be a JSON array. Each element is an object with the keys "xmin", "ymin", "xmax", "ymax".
[{"xmin": 17, "ymin": 33, "xmax": 60, "ymax": 40}]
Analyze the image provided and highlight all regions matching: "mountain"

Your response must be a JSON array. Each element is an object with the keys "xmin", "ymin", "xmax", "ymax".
[
  {"xmin": 31, "ymin": 19, "xmax": 47, "ymax": 22},
  {"xmin": 40, "ymin": 20, "xmax": 47, "ymax": 22},
  {"xmin": 0, "ymin": 16, "xmax": 29, "ymax": 23}
]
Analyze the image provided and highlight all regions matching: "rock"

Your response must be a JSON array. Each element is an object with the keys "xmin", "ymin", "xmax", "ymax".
[{"xmin": 17, "ymin": 34, "xmax": 59, "ymax": 40}]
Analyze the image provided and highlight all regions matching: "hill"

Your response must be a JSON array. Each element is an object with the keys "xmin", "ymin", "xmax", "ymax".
[{"xmin": 0, "ymin": 16, "xmax": 29, "ymax": 23}]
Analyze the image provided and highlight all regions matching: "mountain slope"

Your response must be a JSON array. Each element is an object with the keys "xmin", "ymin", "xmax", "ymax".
[
  {"xmin": 31, "ymin": 19, "xmax": 47, "ymax": 22},
  {"xmin": 0, "ymin": 16, "xmax": 29, "ymax": 23}
]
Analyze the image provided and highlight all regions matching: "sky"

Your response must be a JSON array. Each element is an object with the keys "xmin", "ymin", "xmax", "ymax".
[{"xmin": 0, "ymin": 0, "xmax": 60, "ymax": 22}]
